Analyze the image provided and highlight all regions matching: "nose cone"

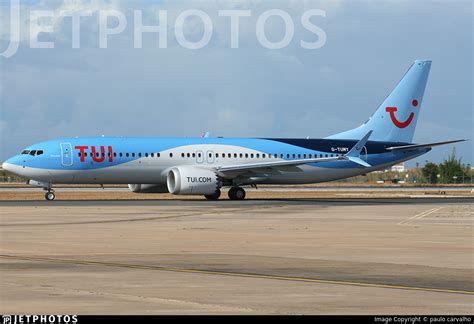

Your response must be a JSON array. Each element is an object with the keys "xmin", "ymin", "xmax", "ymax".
[
  {"xmin": 2, "ymin": 158, "xmax": 14, "ymax": 171},
  {"xmin": 2, "ymin": 156, "xmax": 22, "ymax": 175}
]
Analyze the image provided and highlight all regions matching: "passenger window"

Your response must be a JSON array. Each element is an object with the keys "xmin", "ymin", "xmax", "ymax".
[
  {"xmin": 181, "ymin": 153, "xmax": 185, "ymax": 158},
  {"xmin": 114, "ymin": 153, "xmax": 117, "ymax": 157},
  {"xmin": 145, "ymin": 153, "xmax": 148, "ymax": 157},
  {"xmin": 119, "ymin": 153, "xmax": 123, "ymax": 157},
  {"xmin": 250, "ymin": 154, "xmax": 254, "ymax": 158},
  {"xmin": 126, "ymin": 153, "xmax": 129, "ymax": 157},
  {"xmin": 169, "ymin": 153, "xmax": 173, "ymax": 158},
  {"xmin": 187, "ymin": 153, "xmax": 190, "ymax": 158},
  {"xmin": 192, "ymin": 153, "xmax": 196, "ymax": 158},
  {"xmin": 151, "ymin": 153, "xmax": 154, "ymax": 157},
  {"xmin": 132, "ymin": 153, "xmax": 135, "ymax": 157},
  {"xmin": 245, "ymin": 153, "xmax": 248, "ymax": 158}
]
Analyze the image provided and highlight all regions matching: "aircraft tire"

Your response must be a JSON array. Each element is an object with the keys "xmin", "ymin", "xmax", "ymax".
[
  {"xmin": 228, "ymin": 187, "xmax": 245, "ymax": 200},
  {"xmin": 45, "ymin": 191, "xmax": 55, "ymax": 201},
  {"xmin": 204, "ymin": 189, "xmax": 221, "ymax": 200}
]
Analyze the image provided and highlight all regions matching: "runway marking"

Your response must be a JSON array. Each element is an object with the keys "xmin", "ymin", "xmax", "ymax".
[
  {"xmin": 1, "ymin": 254, "xmax": 472, "ymax": 296},
  {"xmin": 398, "ymin": 207, "xmax": 443, "ymax": 226},
  {"xmin": 424, "ymin": 223, "xmax": 472, "ymax": 228}
]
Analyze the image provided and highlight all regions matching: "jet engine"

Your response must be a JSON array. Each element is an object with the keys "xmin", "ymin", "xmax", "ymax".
[
  {"xmin": 166, "ymin": 166, "xmax": 219, "ymax": 195},
  {"xmin": 128, "ymin": 184, "xmax": 168, "ymax": 193}
]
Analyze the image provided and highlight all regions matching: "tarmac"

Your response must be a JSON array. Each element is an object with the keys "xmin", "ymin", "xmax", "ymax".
[{"xmin": 0, "ymin": 193, "xmax": 473, "ymax": 314}]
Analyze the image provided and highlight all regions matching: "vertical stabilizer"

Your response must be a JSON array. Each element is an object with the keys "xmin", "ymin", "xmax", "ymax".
[{"xmin": 327, "ymin": 60, "xmax": 431, "ymax": 143}]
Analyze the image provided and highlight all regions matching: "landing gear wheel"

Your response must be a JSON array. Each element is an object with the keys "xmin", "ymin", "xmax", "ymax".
[
  {"xmin": 204, "ymin": 189, "xmax": 221, "ymax": 200},
  {"xmin": 45, "ymin": 191, "xmax": 55, "ymax": 201},
  {"xmin": 228, "ymin": 187, "xmax": 246, "ymax": 200}
]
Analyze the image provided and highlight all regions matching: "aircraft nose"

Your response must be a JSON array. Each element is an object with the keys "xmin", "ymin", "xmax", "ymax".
[
  {"xmin": 2, "ymin": 158, "xmax": 14, "ymax": 171},
  {"xmin": 2, "ymin": 156, "xmax": 22, "ymax": 175}
]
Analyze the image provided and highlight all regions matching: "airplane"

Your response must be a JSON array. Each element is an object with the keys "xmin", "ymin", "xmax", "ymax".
[{"xmin": 2, "ymin": 59, "xmax": 465, "ymax": 201}]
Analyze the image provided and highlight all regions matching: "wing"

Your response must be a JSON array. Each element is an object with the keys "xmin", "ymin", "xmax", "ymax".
[
  {"xmin": 214, "ymin": 131, "xmax": 373, "ymax": 178},
  {"xmin": 386, "ymin": 139, "xmax": 466, "ymax": 152}
]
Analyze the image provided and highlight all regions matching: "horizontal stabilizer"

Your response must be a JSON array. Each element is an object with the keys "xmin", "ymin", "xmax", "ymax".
[{"xmin": 386, "ymin": 139, "xmax": 466, "ymax": 152}]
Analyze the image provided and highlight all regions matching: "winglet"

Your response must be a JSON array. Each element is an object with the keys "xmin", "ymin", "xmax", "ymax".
[
  {"xmin": 346, "ymin": 156, "xmax": 371, "ymax": 168},
  {"xmin": 345, "ymin": 130, "xmax": 372, "ymax": 167}
]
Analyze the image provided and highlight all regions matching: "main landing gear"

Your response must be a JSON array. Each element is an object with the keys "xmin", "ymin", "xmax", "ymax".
[
  {"xmin": 204, "ymin": 188, "xmax": 221, "ymax": 200},
  {"xmin": 44, "ymin": 189, "xmax": 55, "ymax": 201},
  {"xmin": 228, "ymin": 187, "xmax": 246, "ymax": 200},
  {"xmin": 203, "ymin": 187, "xmax": 247, "ymax": 200}
]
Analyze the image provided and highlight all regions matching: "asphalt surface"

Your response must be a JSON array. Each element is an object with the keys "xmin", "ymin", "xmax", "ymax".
[
  {"xmin": 1, "ymin": 196, "xmax": 472, "ymax": 314},
  {"xmin": 0, "ymin": 197, "xmax": 472, "ymax": 207}
]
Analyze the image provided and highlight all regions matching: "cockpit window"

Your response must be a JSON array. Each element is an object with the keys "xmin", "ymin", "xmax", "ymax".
[{"xmin": 22, "ymin": 149, "xmax": 44, "ymax": 156}]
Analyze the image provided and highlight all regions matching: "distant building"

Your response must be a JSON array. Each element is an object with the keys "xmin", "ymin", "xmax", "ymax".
[{"xmin": 391, "ymin": 162, "xmax": 406, "ymax": 172}]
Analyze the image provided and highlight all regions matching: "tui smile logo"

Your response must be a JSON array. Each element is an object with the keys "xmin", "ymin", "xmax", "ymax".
[{"xmin": 385, "ymin": 99, "xmax": 419, "ymax": 128}]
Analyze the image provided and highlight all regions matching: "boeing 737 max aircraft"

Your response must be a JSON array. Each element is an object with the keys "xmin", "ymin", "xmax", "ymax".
[{"xmin": 2, "ymin": 60, "xmax": 465, "ymax": 200}]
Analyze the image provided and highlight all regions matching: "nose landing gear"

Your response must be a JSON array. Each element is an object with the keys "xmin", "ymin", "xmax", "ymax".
[{"xmin": 44, "ymin": 189, "xmax": 55, "ymax": 201}]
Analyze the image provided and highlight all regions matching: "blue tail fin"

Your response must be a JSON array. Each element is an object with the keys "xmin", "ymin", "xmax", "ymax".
[{"xmin": 327, "ymin": 60, "xmax": 432, "ymax": 143}]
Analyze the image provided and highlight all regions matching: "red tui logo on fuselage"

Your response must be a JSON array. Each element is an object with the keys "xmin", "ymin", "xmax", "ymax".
[{"xmin": 75, "ymin": 146, "xmax": 113, "ymax": 162}]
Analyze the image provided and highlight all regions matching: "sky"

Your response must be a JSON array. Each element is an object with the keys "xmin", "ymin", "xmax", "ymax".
[{"xmin": 0, "ymin": 0, "xmax": 472, "ymax": 167}]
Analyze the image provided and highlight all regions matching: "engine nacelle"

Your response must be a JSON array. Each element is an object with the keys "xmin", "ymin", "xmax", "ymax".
[
  {"xmin": 167, "ymin": 166, "xmax": 219, "ymax": 195},
  {"xmin": 128, "ymin": 184, "xmax": 168, "ymax": 193}
]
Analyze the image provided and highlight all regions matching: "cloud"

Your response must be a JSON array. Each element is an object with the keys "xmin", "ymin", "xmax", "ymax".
[{"xmin": 0, "ymin": 0, "xmax": 121, "ymax": 43}]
